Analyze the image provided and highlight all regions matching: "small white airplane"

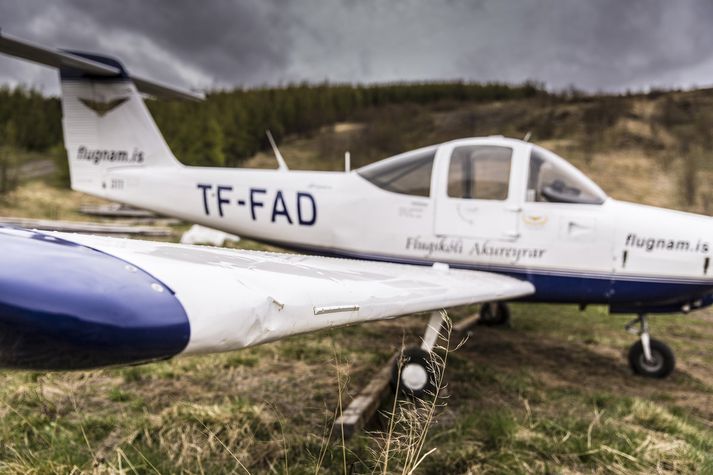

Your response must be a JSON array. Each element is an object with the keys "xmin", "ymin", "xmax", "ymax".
[{"xmin": 1, "ymin": 31, "xmax": 710, "ymax": 385}]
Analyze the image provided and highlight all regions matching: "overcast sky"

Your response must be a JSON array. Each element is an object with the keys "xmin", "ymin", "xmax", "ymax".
[{"xmin": 2, "ymin": 0, "xmax": 713, "ymax": 95}]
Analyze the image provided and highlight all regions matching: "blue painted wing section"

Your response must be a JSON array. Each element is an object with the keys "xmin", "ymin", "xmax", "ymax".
[{"xmin": 0, "ymin": 227, "xmax": 190, "ymax": 370}]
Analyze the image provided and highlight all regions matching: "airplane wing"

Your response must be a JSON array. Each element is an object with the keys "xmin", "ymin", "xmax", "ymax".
[{"xmin": 0, "ymin": 227, "xmax": 534, "ymax": 370}]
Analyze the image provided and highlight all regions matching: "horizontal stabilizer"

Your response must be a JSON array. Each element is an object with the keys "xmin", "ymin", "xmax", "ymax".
[
  {"xmin": 132, "ymin": 75, "xmax": 205, "ymax": 102},
  {"xmin": 0, "ymin": 29, "xmax": 204, "ymax": 101}
]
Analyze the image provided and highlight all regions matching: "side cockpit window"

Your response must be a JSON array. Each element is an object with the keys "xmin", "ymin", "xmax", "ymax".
[
  {"xmin": 527, "ymin": 147, "xmax": 606, "ymax": 204},
  {"xmin": 357, "ymin": 148, "xmax": 435, "ymax": 197},
  {"xmin": 447, "ymin": 145, "xmax": 512, "ymax": 200}
]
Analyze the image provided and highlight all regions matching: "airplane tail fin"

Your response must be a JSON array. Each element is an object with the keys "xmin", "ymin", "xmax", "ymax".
[
  {"xmin": 0, "ymin": 30, "xmax": 203, "ymax": 196},
  {"xmin": 58, "ymin": 53, "xmax": 185, "ymax": 195}
]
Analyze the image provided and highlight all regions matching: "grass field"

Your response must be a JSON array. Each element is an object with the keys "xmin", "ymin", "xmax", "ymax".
[
  {"xmin": 0, "ymin": 296, "xmax": 710, "ymax": 474},
  {"xmin": 2, "ymin": 88, "xmax": 713, "ymax": 473}
]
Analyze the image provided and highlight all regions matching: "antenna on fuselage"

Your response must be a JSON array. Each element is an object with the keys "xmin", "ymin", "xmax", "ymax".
[
  {"xmin": 344, "ymin": 151, "xmax": 351, "ymax": 172},
  {"xmin": 266, "ymin": 130, "xmax": 289, "ymax": 171},
  {"xmin": 523, "ymin": 131, "xmax": 532, "ymax": 142}
]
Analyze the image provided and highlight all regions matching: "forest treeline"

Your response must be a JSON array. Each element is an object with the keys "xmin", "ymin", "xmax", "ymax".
[
  {"xmin": 3, "ymin": 80, "xmax": 713, "ymax": 211},
  {"xmin": 0, "ymin": 81, "xmax": 543, "ymax": 169}
]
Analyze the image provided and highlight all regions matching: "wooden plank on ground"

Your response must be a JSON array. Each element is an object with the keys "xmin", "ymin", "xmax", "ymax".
[
  {"xmin": 79, "ymin": 203, "xmax": 157, "ymax": 218},
  {"xmin": 333, "ymin": 353, "xmax": 397, "ymax": 440},
  {"xmin": 94, "ymin": 217, "xmax": 181, "ymax": 226},
  {"xmin": 453, "ymin": 312, "xmax": 481, "ymax": 335},
  {"xmin": 0, "ymin": 217, "xmax": 173, "ymax": 237}
]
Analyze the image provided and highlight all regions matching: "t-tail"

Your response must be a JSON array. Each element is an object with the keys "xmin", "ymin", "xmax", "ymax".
[{"xmin": 0, "ymin": 29, "xmax": 203, "ymax": 196}]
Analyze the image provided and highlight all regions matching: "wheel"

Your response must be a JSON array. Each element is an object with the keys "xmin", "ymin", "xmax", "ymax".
[
  {"xmin": 391, "ymin": 346, "xmax": 437, "ymax": 399},
  {"xmin": 628, "ymin": 338, "xmax": 675, "ymax": 378},
  {"xmin": 479, "ymin": 302, "xmax": 511, "ymax": 326}
]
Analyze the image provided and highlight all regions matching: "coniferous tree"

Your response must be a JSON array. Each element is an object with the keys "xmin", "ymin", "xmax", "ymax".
[{"xmin": 0, "ymin": 81, "xmax": 544, "ymax": 170}]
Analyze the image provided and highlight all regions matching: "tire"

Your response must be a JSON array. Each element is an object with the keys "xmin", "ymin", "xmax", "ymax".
[
  {"xmin": 391, "ymin": 346, "xmax": 437, "ymax": 399},
  {"xmin": 628, "ymin": 338, "xmax": 675, "ymax": 379},
  {"xmin": 479, "ymin": 302, "xmax": 511, "ymax": 326}
]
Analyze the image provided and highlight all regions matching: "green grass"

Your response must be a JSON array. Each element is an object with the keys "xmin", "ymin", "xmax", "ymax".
[{"xmin": 0, "ymin": 304, "xmax": 710, "ymax": 473}]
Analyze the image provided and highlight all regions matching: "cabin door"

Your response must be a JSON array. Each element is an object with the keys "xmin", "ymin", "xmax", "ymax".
[{"xmin": 434, "ymin": 143, "xmax": 520, "ymax": 241}]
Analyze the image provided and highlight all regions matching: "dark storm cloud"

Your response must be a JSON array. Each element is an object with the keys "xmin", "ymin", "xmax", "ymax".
[
  {"xmin": 2, "ymin": 0, "xmax": 713, "ymax": 93},
  {"xmin": 56, "ymin": 0, "xmax": 293, "ymax": 85},
  {"xmin": 0, "ymin": 0, "xmax": 293, "ymax": 90},
  {"xmin": 478, "ymin": 0, "xmax": 713, "ymax": 90}
]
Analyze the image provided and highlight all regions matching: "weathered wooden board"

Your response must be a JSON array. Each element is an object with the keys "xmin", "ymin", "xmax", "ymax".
[
  {"xmin": 79, "ymin": 203, "xmax": 157, "ymax": 218},
  {"xmin": 0, "ymin": 216, "xmax": 173, "ymax": 237},
  {"xmin": 333, "ymin": 354, "xmax": 397, "ymax": 440}
]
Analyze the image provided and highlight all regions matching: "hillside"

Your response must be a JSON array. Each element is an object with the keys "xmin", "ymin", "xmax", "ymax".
[
  {"xmin": 242, "ymin": 88, "xmax": 713, "ymax": 215},
  {"xmin": 0, "ymin": 84, "xmax": 712, "ymax": 473},
  {"xmin": 3, "ymin": 82, "xmax": 713, "ymax": 213}
]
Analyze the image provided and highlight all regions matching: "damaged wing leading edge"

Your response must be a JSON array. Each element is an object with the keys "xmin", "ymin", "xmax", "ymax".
[
  {"xmin": 0, "ymin": 227, "xmax": 533, "ymax": 369},
  {"xmin": 59, "ymin": 233, "xmax": 534, "ymax": 356}
]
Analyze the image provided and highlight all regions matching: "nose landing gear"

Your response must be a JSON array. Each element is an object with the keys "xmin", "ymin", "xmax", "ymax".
[{"xmin": 625, "ymin": 314, "xmax": 675, "ymax": 378}]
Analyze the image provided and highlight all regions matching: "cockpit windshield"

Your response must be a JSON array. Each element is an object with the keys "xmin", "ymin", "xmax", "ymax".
[
  {"xmin": 357, "ymin": 147, "xmax": 436, "ymax": 197},
  {"xmin": 527, "ymin": 146, "xmax": 607, "ymax": 205}
]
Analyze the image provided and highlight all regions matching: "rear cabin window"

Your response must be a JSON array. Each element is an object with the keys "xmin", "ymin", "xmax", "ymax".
[
  {"xmin": 357, "ymin": 148, "xmax": 435, "ymax": 197},
  {"xmin": 447, "ymin": 145, "xmax": 512, "ymax": 200}
]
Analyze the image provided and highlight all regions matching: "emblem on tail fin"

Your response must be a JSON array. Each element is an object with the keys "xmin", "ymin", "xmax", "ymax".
[{"xmin": 78, "ymin": 96, "xmax": 129, "ymax": 117}]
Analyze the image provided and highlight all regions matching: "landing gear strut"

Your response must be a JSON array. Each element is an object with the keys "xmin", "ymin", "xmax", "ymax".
[
  {"xmin": 391, "ymin": 311, "xmax": 442, "ymax": 399},
  {"xmin": 625, "ymin": 314, "xmax": 675, "ymax": 378}
]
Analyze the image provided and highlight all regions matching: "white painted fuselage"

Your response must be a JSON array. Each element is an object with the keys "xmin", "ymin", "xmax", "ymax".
[{"xmin": 91, "ymin": 137, "xmax": 713, "ymax": 314}]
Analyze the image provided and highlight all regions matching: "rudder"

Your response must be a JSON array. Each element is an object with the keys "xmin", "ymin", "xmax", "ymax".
[{"xmin": 60, "ymin": 53, "xmax": 182, "ymax": 195}]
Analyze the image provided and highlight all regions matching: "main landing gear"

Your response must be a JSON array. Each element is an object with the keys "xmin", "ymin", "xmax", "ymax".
[
  {"xmin": 391, "ymin": 311, "xmax": 443, "ymax": 399},
  {"xmin": 625, "ymin": 314, "xmax": 675, "ymax": 378},
  {"xmin": 391, "ymin": 303, "xmax": 511, "ymax": 398},
  {"xmin": 478, "ymin": 302, "xmax": 511, "ymax": 326}
]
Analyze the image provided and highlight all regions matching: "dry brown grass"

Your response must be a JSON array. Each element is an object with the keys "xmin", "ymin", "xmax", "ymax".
[{"xmin": 0, "ymin": 180, "xmax": 108, "ymax": 221}]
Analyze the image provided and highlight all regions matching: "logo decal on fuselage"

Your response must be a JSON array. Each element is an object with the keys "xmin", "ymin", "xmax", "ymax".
[
  {"xmin": 78, "ymin": 96, "xmax": 129, "ymax": 117},
  {"xmin": 523, "ymin": 214, "xmax": 548, "ymax": 226},
  {"xmin": 405, "ymin": 235, "xmax": 546, "ymax": 262},
  {"xmin": 625, "ymin": 233, "xmax": 709, "ymax": 253}
]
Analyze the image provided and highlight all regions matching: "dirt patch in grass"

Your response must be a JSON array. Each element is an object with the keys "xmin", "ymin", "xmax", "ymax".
[{"xmin": 455, "ymin": 323, "xmax": 713, "ymax": 420}]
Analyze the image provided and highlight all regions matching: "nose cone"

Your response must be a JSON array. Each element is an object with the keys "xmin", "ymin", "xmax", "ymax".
[{"xmin": 0, "ymin": 227, "xmax": 190, "ymax": 370}]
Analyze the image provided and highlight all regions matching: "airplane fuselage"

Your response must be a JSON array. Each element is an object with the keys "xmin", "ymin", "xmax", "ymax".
[{"xmin": 93, "ymin": 138, "xmax": 713, "ymax": 314}]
